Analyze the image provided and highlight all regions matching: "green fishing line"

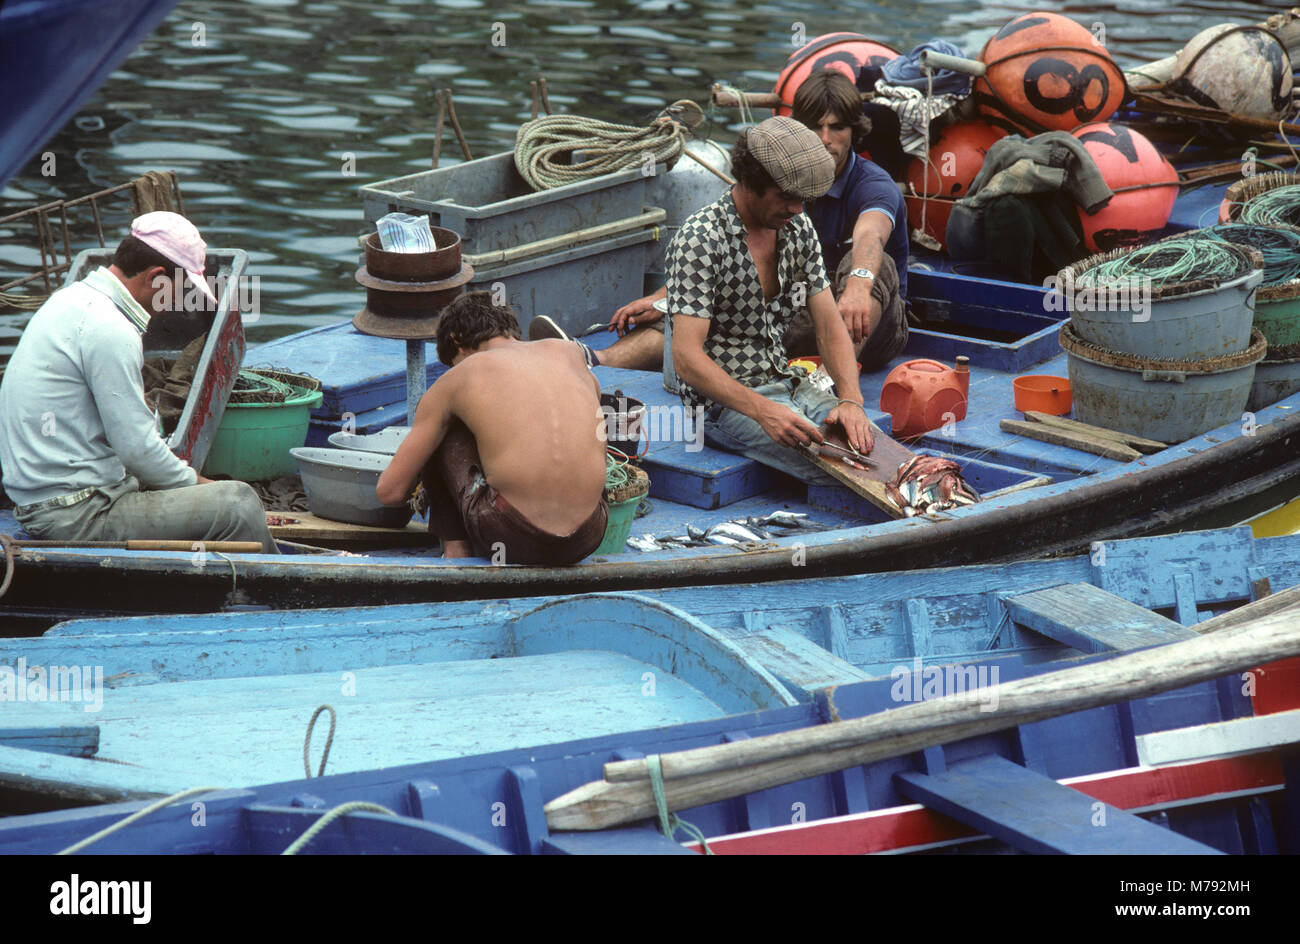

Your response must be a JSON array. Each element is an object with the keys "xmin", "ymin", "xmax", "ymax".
[
  {"xmin": 1085, "ymin": 236, "xmax": 1250, "ymax": 289},
  {"xmin": 1239, "ymin": 184, "xmax": 1300, "ymax": 228},
  {"xmin": 1201, "ymin": 223, "xmax": 1300, "ymax": 285}
]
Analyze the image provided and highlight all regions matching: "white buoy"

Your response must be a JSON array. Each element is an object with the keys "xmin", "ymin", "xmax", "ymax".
[{"xmin": 1172, "ymin": 24, "xmax": 1294, "ymax": 119}]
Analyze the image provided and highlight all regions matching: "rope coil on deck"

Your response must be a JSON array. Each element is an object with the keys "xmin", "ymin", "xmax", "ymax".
[{"xmin": 514, "ymin": 106, "xmax": 694, "ymax": 191}]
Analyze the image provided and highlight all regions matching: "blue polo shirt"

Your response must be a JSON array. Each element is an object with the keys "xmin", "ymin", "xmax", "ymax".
[{"xmin": 809, "ymin": 154, "xmax": 909, "ymax": 300}]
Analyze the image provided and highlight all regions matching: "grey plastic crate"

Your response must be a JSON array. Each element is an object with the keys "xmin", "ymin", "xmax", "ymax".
[
  {"xmin": 359, "ymin": 152, "xmax": 659, "ymax": 255},
  {"xmin": 471, "ymin": 227, "xmax": 659, "ymax": 336}
]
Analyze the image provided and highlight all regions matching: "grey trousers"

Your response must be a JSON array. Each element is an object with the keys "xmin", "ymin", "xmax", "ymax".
[{"xmin": 15, "ymin": 476, "xmax": 279, "ymax": 553}]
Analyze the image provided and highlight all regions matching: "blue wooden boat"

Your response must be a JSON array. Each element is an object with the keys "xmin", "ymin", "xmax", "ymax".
[
  {"xmin": 3, "ymin": 21, "xmax": 1300, "ymax": 621},
  {"xmin": 1, "ymin": 580, "xmax": 1295, "ymax": 853},
  {"xmin": 0, "ymin": 0, "xmax": 182, "ymax": 188},
  {"xmin": 2, "ymin": 527, "xmax": 1298, "ymax": 826},
  {"xmin": 4, "ymin": 251, "xmax": 1299, "ymax": 621}
]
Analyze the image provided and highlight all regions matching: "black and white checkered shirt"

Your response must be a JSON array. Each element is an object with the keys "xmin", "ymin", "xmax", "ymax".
[{"xmin": 666, "ymin": 190, "xmax": 830, "ymax": 411}]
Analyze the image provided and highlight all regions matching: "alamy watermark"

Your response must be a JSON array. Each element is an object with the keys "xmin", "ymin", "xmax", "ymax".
[
  {"xmin": 0, "ymin": 658, "xmax": 103, "ymax": 713},
  {"xmin": 890, "ymin": 658, "xmax": 1000, "ymax": 712},
  {"xmin": 1043, "ymin": 271, "xmax": 1153, "ymax": 323},
  {"xmin": 598, "ymin": 399, "xmax": 706, "ymax": 453},
  {"xmin": 152, "ymin": 269, "xmax": 262, "ymax": 322}
]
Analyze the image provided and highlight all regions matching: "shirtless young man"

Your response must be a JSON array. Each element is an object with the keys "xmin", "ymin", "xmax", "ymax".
[{"xmin": 376, "ymin": 292, "xmax": 608, "ymax": 564}]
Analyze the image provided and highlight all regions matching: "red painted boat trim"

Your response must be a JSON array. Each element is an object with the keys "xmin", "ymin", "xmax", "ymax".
[{"xmin": 689, "ymin": 753, "xmax": 1285, "ymax": 855}]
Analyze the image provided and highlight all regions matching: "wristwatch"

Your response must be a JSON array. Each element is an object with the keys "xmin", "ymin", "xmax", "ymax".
[{"xmin": 848, "ymin": 267, "xmax": 875, "ymax": 281}]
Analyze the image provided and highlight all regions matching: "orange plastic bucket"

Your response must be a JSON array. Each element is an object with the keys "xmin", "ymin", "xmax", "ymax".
[
  {"xmin": 880, "ymin": 358, "xmax": 970, "ymax": 438},
  {"xmin": 1013, "ymin": 375, "xmax": 1072, "ymax": 414}
]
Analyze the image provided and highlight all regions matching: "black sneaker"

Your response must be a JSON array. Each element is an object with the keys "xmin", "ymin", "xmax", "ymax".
[{"xmin": 529, "ymin": 316, "xmax": 598, "ymax": 367}]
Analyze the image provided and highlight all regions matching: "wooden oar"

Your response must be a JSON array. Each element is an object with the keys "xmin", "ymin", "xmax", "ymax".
[
  {"xmin": 544, "ymin": 598, "xmax": 1300, "ymax": 831},
  {"xmin": 12, "ymin": 540, "xmax": 264, "ymax": 553}
]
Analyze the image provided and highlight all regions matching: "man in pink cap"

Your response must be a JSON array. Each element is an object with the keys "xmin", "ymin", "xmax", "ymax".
[{"xmin": 0, "ymin": 212, "xmax": 277, "ymax": 552}]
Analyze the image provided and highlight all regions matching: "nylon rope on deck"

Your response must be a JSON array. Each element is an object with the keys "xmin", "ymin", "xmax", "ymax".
[
  {"xmin": 646, "ymin": 754, "xmax": 713, "ymax": 854},
  {"xmin": 514, "ymin": 108, "xmax": 692, "ymax": 191},
  {"xmin": 0, "ymin": 534, "xmax": 16, "ymax": 600},
  {"xmin": 281, "ymin": 801, "xmax": 398, "ymax": 855},
  {"xmin": 56, "ymin": 786, "xmax": 225, "ymax": 855},
  {"xmin": 303, "ymin": 704, "xmax": 337, "ymax": 778}
]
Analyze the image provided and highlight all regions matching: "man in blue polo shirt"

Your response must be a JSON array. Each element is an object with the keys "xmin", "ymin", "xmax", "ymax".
[
  {"xmin": 783, "ymin": 68, "xmax": 909, "ymax": 371},
  {"xmin": 532, "ymin": 69, "xmax": 909, "ymax": 374}
]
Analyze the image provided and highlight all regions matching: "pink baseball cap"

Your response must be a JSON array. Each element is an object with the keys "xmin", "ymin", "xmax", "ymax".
[{"xmin": 130, "ymin": 211, "xmax": 218, "ymax": 305}]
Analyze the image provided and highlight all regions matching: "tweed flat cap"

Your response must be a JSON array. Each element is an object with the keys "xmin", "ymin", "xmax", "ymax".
[{"xmin": 747, "ymin": 116, "xmax": 836, "ymax": 199}]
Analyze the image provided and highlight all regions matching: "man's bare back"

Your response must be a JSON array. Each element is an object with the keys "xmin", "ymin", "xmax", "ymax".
[
  {"xmin": 378, "ymin": 337, "xmax": 606, "ymax": 537},
  {"xmin": 449, "ymin": 339, "xmax": 605, "ymax": 533}
]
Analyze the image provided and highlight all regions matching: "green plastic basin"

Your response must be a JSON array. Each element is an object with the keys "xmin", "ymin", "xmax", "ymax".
[{"xmin": 203, "ymin": 386, "xmax": 324, "ymax": 481}]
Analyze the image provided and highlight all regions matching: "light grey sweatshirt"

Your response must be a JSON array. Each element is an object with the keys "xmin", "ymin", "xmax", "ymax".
[{"xmin": 0, "ymin": 267, "xmax": 197, "ymax": 506}]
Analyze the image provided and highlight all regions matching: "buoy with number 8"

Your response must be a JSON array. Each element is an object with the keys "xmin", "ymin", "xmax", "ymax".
[
  {"xmin": 1072, "ymin": 121, "xmax": 1179, "ymax": 253},
  {"xmin": 773, "ymin": 32, "xmax": 898, "ymax": 117},
  {"xmin": 974, "ymin": 12, "xmax": 1127, "ymax": 134}
]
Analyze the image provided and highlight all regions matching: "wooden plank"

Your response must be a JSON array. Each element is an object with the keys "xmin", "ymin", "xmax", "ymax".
[
  {"xmin": 1136, "ymin": 708, "xmax": 1300, "ymax": 766},
  {"xmin": 544, "ymin": 601, "xmax": 1300, "ymax": 831},
  {"xmin": 803, "ymin": 423, "xmax": 910, "ymax": 518},
  {"xmin": 1000, "ymin": 419, "xmax": 1141, "ymax": 462},
  {"xmin": 743, "ymin": 623, "xmax": 874, "ymax": 696},
  {"xmin": 894, "ymin": 754, "xmax": 1221, "ymax": 854},
  {"xmin": 1005, "ymin": 583, "xmax": 1198, "ymax": 653},
  {"xmin": 0, "ymin": 726, "xmax": 98, "ymax": 758},
  {"xmin": 1023, "ymin": 411, "xmax": 1166, "ymax": 453},
  {"xmin": 0, "ymin": 743, "xmax": 185, "ymax": 802},
  {"xmin": 266, "ymin": 510, "xmax": 433, "ymax": 544}
]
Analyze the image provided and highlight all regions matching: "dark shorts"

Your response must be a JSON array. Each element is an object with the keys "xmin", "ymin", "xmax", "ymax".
[
  {"xmin": 421, "ymin": 420, "xmax": 609, "ymax": 566},
  {"xmin": 782, "ymin": 251, "xmax": 909, "ymax": 371}
]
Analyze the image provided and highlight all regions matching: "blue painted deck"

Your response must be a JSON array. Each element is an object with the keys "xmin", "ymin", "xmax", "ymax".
[{"xmin": 0, "ymin": 640, "xmax": 1277, "ymax": 855}]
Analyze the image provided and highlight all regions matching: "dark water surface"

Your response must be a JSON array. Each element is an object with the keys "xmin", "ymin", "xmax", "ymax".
[{"xmin": 0, "ymin": 0, "xmax": 1289, "ymax": 358}]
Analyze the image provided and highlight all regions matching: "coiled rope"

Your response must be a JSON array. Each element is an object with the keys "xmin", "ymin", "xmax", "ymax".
[
  {"xmin": 1085, "ymin": 236, "xmax": 1251, "ymax": 289},
  {"xmin": 1239, "ymin": 184, "xmax": 1300, "ymax": 228},
  {"xmin": 605, "ymin": 450, "xmax": 631, "ymax": 492},
  {"xmin": 514, "ymin": 106, "xmax": 694, "ymax": 191},
  {"xmin": 1200, "ymin": 223, "xmax": 1300, "ymax": 285}
]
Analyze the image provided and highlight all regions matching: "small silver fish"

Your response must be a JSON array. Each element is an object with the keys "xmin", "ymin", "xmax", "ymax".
[
  {"xmin": 705, "ymin": 532, "xmax": 742, "ymax": 546},
  {"xmin": 707, "ymin": 521, "xmax": 766, "ymax": 543}
]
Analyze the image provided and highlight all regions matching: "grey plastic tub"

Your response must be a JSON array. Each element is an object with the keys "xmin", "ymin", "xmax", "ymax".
[
  {"xmin": 328, "ymin": 427, "xmax": 409, "ymax": 455},
  {"xmin": 291, "ymin": 446, "xmax": 413, "ymax": 528},
  {"xmin": 469, "ymin": 227, "xmax": 657, "ymax": 336},
  {"xmin": 1247, "ymin": 351, "xmax": 1300, "ymax": 412},
  {"xmin": 360, "ymin": 152, "xmax": 655, "ymax": 255},
  {"xmin": 1061, "ymin": 324, "xmax": 1267, "ymax": 443},
  {"xmin": 1060, "ymin": 244, "xmax": 1263, "ymax": 361}
]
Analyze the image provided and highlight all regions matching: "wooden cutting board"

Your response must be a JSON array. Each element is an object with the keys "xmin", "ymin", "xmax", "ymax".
[
  {"xmin": 804, "ymin": 423, "xmax": 914, "ymax": 519},
  {"xmin": 266, "ymin": 510, "xmax": 433, "ymax": 545}
]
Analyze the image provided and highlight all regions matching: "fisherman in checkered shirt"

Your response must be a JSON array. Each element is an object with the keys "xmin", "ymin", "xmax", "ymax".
[{"xmin": 666, "ymin": 116, "xmax": 874, "ymax": 484}]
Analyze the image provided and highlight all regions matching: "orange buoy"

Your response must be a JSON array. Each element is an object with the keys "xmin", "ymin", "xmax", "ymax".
[
  {"xmin": 974, "ymin": 13, "xmax": 1127, "ymax": 134},
  {"xmin": 1072, "ymin": 121, "xmax": 1179, "ymax": 252},
  {"xmin": 879, "ymin": 357, "xmax": 970, "ymax": 439},
  {"xmin": 903, "ymin": 121, "xmax": 1007, "ymax": 249},
  {"xmin": 773, "ymin": 33, "xmax": 898, "ymax": 117}
]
